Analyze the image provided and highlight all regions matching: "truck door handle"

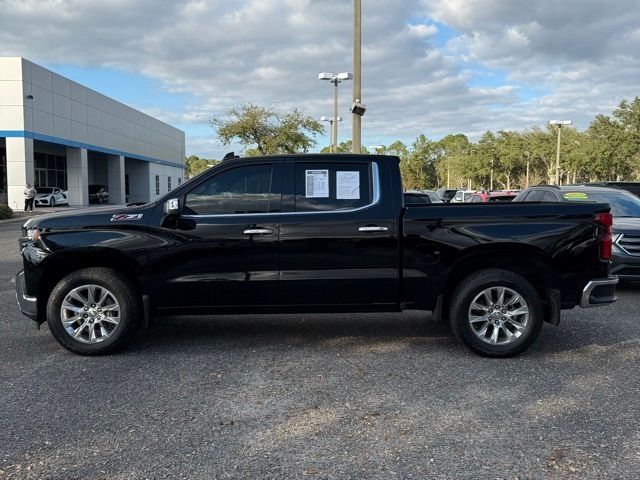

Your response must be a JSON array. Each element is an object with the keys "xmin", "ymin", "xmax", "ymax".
[
  {"xmin": 243, "ymin": 228, "xmax": 274, "ymax": 236},
  {"xmin": 358, "ymin": 226, "xmax": 389, "ymax": 232}
]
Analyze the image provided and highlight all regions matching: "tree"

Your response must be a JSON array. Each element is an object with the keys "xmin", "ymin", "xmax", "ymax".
[
  {"xmin": 213, "ymin": 104, "xmax": 324, "ymax": 156},
  {"xmin": 320, "ymin": 140, "xmax": 369, "ymax": 154},
  {"xmin": 185, "ymin": 155, "xmax": 217, "ymax": 178}
]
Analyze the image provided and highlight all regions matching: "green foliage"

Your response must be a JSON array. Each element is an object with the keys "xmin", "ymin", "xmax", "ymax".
[
  {"xmin": 0, "ymin": 204, "xmax": 13, "ymax": 220},
  {"xmin": 185, "ymin": 155, "xmax": 218, "ymax": 179},
  {"xmin": 320, "ymin": 140, "xmax": 370, "ymax": 154},
  {"xmin": 213, "ymin": 104, "xmax": 324, "ymax": 156},
  {"xmin": 370, "ymin": 97, "xmax": 640, "ymax": 190}
]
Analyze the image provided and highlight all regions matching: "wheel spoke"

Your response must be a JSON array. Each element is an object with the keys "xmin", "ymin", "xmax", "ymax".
[
  {"xmin": 505, "ymin": 294, "xmax": 521, "ymax": 307},
  {"xmin": 68, "ymin": 290, "xmax": 87, "ymax": 304},
  {"xmin": 489, "ymin": 325, "xmax": 499, "ymax": 344},
  {"xmin": 471, "ymin": 302, "xmax": 488, "ymax": 312},
  {"xmin": 510, "ymin": 306, "xmax": 529, "ymax": 316},
  {"xmin": 496, "ymin": 287, "xmax": 506, "ymax": 306},
  {"xmin": 99, "ymin": 324, "xmax": 109, "ymax": 338},
  {"xmin": 62, "ymin": 304, "xmax": 85, "ymax": 314},
  {"xmin": 477, "ymin": 322, "xmax": 490, "ymax": 338},
  {"xmin": 72, "ymin": 322, "xmax": 87, "ymax": 339},
  {"xmin": 101, "ymin": 316, "xmax": 119, "ymax": 325},
  {"xmin": 97, "ymin": 289, "xmax": 110, "ymax": 307},
  {"xmin": 469, "ymin": 314, "xmax": 487, "ymax": 323},
  {"xmin": 62, "ymin": 314, "xmax": 83, "ymax": 326},
  {"xmin": 89, "ymin": 324, "xmax": 97, "ymax": 343}
]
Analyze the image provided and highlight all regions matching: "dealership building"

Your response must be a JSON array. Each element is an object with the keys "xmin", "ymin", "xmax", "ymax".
[{"xmin": 0, "ymin": 57, "xmax": 185, "ymax": 209}]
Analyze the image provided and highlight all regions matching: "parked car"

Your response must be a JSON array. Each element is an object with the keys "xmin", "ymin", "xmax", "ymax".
[
  {"xmin": 34, "ymin": 187, "xmax": 68, "ymax": 207},
  {"xmin": 435, "ymin": 188, "xmax": 458, "ymax": 203},
  {"xmin": 89, "ymin": 185, "xmax": 109, "ymax": 204},
  {"xmin": 403, "ymin": 190, "xmax": 443, "ymax": 205},
  {"xmin": 514, "ymin": 185, "xmax": 640, "ymax": 280},
  {"xmin": 575, "ymin": 182, "xmax": 640, "ymax": 198},
  {"xmin": 450, "ymin": 189, "xmax": 477, "ymax": 203},
  {"xmin": 17, "ymin": 154, "xmax": 617, "ymax": 357},
  {"xmin": 465, "ymin": 191, "xmax": 517, "ymax": 203}
]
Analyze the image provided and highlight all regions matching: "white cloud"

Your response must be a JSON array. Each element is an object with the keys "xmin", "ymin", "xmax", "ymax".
[{"xmin": 0, "ymin": 0, "xmax": 638, "ymax": 157}]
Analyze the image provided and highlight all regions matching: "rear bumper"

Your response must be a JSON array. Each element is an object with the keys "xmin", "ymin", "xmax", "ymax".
[
  {"xmin": 580, "ymin": 276, "xmax": 619, "ymax": 308},
  {"xmin": 15, "ymin": 271, "xmax": 38, "ymax": 321}
]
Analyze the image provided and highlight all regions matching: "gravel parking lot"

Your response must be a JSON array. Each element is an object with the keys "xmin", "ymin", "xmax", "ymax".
[{"xmin": 1, "ymin": 219, "xmax": 639, "ymax": 479}]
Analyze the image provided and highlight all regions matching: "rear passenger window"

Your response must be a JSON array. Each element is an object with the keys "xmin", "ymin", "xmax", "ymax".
[
  {"xmin": 294, "ymin": 162, "xmax": 373, "ymax": 212},
  {"xmin": 542, "ymin": 191, "xmax": 559, "ymax": 202}
]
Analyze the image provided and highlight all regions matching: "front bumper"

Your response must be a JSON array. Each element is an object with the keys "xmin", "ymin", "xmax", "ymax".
[
  {"xmin": 580, "ymin": 276, "xmax": 619, "ymax": 308},
  {"xmin": 610, "ymin": 248, "xmax": 640, "ymax": 279},
  {"xmin": 15, "ymin": 271, "xmax": 38, "ymax": 321}
]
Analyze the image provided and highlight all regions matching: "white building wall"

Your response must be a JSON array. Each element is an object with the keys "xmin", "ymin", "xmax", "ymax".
[{"xmin": 0, "ymin": 57, "xmax": 185, "ymax": 208}]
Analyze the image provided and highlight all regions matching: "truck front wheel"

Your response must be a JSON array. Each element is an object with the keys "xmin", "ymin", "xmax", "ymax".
[
  {"xmin": 449, "ymin": 269, "xmax": 543, "ymax": 357},
  {"xmin": 46, "ymin": 268, "xmax": 142, "ymax": 355}
]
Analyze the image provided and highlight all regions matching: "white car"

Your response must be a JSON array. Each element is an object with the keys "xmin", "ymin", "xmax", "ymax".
[
  {"xmin": 450, "ymin": 190, "xmax": 478, "ymax": 203},
  {"xmin": 34, "ymin": 187, "xmax": 68, "ymax": 207}
]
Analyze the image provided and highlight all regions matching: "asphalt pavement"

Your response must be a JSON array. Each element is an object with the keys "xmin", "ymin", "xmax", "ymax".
[{"xmin": 1, "ymin": 219, "xmax": 639, "ymax": 479}]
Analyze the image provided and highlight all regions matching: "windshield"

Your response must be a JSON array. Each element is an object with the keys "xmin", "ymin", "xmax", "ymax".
[
  {"xmin": 562, "ymin": 191, "xmax": 640, "ymax": 217},
  {"xmin": 36, "ymin": 187, "xmax": 53, "ymax": 194}
]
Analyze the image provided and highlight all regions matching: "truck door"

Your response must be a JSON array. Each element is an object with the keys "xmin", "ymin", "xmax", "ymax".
[
  {"xmin": 277, "ymin": 159, "xmax": 399, "ymax": 308},
  {"xmin": 150, "ymin": 161, "xmax": 282, "ymax": 309}
]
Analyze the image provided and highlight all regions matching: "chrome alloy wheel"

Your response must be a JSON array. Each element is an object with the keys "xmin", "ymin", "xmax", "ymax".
[
  {"xmin": 60, "ymin": 284, "xmax": 121, "ymax": 344},
  {"xmin": 468, "ymin": 286, "xmax": 530, "ymax": 346}
]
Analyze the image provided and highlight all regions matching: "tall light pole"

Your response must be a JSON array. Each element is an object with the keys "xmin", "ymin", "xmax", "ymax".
[
  {"xmin": 319, "ymin": 72, "xmax": 352, "ymax": 153},
  {"xmin": 352, "ymin": 0, "xmax": 362, "ymax": 153},
  {"xmin": 320, "ymin": 116, "xmax": 342, "ymax": 152},
  {"xmin": 549, "ymin": 120, "xmax": 572, "ymax": 185}
]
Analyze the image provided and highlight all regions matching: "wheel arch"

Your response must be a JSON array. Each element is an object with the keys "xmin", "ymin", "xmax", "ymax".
[
  {"xmin": 36, "ymin": 248, "xmax": 145, "ymax": 323},
  {"xmin": 437, "ymin": 244, "xmax": 560, "ymax": 325}
]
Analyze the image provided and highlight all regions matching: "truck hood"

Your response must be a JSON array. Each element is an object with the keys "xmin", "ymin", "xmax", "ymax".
[
  {"xmin": 613, "ymin": 217, "xmax": 640, "ymax": 234},
  {"xmin": 22, "ymin": 204, "xmax": 155, "ymax": 230}
]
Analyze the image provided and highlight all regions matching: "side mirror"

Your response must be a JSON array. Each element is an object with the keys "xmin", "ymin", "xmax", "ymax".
[{"xmin": 163, "ymin": 198, "xmax": 181, "ymax": 216}]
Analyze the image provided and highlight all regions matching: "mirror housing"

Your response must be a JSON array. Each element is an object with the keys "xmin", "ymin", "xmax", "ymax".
[{"xmin": 163, "ymin": 198, "xmax": 181, "ymax": 216}]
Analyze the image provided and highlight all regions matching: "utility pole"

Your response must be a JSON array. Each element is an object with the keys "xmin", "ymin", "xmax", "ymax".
[
  {"xmin": 333, "ymin": 80, "xmax": 339, "ymax": 153},
  {"xmin": 352, "ymin": 0, "xmax": 362, "ymax": 153},
  {"xmin": 550, "ymin": 120, "xmax": 571, "ymax": 185}
]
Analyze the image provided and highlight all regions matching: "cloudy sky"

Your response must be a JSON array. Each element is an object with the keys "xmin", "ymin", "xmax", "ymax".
[{"xmin": 1, "ymin": 0, "xmax": 639, "ymax": 158}]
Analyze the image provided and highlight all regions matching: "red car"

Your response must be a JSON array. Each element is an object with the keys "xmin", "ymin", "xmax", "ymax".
[{"xmin": 465, "ymin": 191, "xmax": 517, "ymax": 203}]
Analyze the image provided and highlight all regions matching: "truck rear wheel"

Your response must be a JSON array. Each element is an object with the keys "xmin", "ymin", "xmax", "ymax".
[
  {"xmin": 46, "ymin": 268, "xmax": 142, "ymax": 355},
  {"xmin": 449, "ymin": 269, "xmax": 543, "ymax": 357}
]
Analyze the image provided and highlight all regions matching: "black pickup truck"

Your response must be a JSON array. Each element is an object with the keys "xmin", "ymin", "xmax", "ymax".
[{"xmin": 16, "ymin": 154, "xmax": 618, "ymax": 357}]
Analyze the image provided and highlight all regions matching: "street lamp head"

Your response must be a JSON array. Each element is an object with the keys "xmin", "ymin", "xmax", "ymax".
[
  {"xmin": 337, "ymin": 72, "xmax": 353, "ymax": 81},
  {"xmin": 549, "ymin": 120, "xmax": 572, "ymax": 126},
  {"xmin": 318, "ymin": 72, "xmax": 335, "ymax": 81},
  {"xmin": 320, "ymin": 116, "xmax": 329, "ymax": 122}
]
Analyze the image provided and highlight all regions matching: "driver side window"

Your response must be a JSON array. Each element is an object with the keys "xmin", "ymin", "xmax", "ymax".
[{"xmin": 185, "ymin": 164, "xmax": 274, "ymax": 215}]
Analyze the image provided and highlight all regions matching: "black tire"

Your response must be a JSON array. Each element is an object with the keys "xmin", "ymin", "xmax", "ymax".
[
  {"xmin": 46, "ymin": 268, "xmax": 142, "ymax": 355},
  {"xmin": 449, "ymin": 268, "xmax": 544, "ymax": 358}
]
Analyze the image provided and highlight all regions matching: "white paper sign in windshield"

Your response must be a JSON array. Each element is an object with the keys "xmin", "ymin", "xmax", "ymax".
[
  {"xmin": 336, "ymin": 171, "xmax": 360, "ymax": 200},
  {"xmin": 305, "ymin": 169, "xmax": 329, "ymax": 198}
]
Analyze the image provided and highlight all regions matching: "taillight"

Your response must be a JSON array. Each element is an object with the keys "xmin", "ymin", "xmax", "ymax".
[{"xmin": 595, "ymin": 212, "xmax": 613, "ymax": 261}]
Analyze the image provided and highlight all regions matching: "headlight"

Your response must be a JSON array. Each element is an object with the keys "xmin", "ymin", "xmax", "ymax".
[{"xmin": 25, "ymin": 227, "xmax": 40, "ymax": 241}]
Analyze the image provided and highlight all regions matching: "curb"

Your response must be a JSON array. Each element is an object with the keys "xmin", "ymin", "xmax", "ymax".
[{"xmin": 0, "ymin": 217, "xmax": 28, "ymax": 226}]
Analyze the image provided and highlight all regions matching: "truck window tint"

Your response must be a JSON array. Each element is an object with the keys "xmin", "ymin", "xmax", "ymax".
[
  {"xmin": 185, "ymin": 164, "xmax": 273, "ymax": 215},
  {"xmin": 294, "ymin": 162, "xmax": 372, "ymax": 212},
  {"xmin": 525, "ymin": 190, "xmax": 544, "ymax": 202},
  {"xmin": 542, "ymin": 191, "xmax": 559, "ymax": 202}
]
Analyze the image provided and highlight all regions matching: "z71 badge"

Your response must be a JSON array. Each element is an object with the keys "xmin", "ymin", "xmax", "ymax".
[{"xmin": 111, "ymin": 213, "xmax": 143, "ymax": 222}]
